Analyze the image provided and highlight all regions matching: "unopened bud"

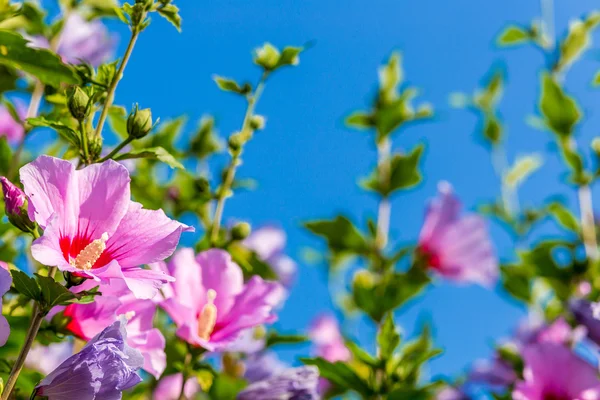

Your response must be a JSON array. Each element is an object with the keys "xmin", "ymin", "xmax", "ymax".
[
  {"xmin": 127, "ymin": 105, "xmax": 153, "ymax": 139},
  {"xmin": 231, "ymin": 222, "xmax": 251, "ymax": 240},
  {"xmin": 249, "ymin": 115, "xmax": 266, "ymax": 131},
  {"xmin": 353, "ymin": 269, "xmax": 375, "ymax": 289},
  {"xmin": 194, "ymin": 177, "xmax": 210, "ymax": 194},
  {"xmin": 0, "ymin": 177, "xmax": 36, "ymax": 233},
  {"xmin": 67, "ymin": 87, "xmax": 90, "ymax": 121},
  {"xmin": 228, "ymin": 133, "xmax": 243, "ymax": 153},
  {"xmin": 63, "ymin": 271, "xmax": 87, "ymax": 288},
  {"xmin": 89, "ymin": 135, "xmax": 103, "ymax": 161}
]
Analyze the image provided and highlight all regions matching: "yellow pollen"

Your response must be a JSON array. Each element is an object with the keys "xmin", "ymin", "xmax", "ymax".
[
  {"xmin": 197, "ymin": 289, "xmax": 217, "ymax": 341},
  {"xmin": 70, "ymin": 232, "xmax": 108, "ymax": 271}
]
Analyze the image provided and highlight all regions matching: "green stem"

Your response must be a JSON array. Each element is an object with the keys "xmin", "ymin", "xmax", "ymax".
[
  {"xmin": 79, "ymin": 120, "xmax": 90, "ymax": 164},
  {"xmin": 177, "ymin": 352, "xmax": 193, "ymax": 400},
  {"xmin": 2, "ymin": 267, "xmax": 55, "ymax": 400},
  {"xmin": 209, "ymin": 74, "xmax": 268, "ymax": 245},
  {"xmin": 375, "ymin": 136, "xmax": 391, "ymax": 250},
  {"xmin": 98, "ymin": 137, "xmax": 133, "ymax": 163},
  {"xmin": 94, "ymin": 27, "xmax": 141, "ymax": 139}
]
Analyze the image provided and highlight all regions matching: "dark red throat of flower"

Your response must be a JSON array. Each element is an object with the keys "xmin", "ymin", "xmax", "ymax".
[
  {"xmin": 417, "ymin": 244, "xmax": 441, "ymax": 270},
  {"xmin": 542, "ymin": 393, "xmax": 570, "ymax": 400}
]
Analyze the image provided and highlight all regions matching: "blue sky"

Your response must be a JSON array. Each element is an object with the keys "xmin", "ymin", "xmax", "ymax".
[{"xmin": 104, "ymin": 0, "xmax": 600, "ymax": 379}]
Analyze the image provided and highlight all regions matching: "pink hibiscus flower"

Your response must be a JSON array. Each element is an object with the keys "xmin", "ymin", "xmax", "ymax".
[
  {"xmin": 21, "ymin": 156, "xmax": 192, "ymax": 299},
  {"xmin": 513, "ymin": 343, "xmax": 600, "ymax": 400},
  {"xmin": 156, "ymin": 248, "xmax": 284, "ymax": 351},
  {"xmin": 418, "ymin": 181, "xmax": 497, "ymax": 286},
  {"xmin": 0, "ymin": 101, "xmax": 26, "ymax": 144}
]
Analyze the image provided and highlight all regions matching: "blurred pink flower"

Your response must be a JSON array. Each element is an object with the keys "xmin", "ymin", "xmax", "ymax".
[
  {"xmin": 513, "ymin": 343, "xmax": 600, "ymax": 400},
  {"xmin": 418, "ymin": 182, "xmax": 497, "ymax": 286},
  {"xmin": 61, "ymin": 281, "xmax": 166, "ymax": 378},
  {"xmin": 309, "ymin": 314, "xmax": 351, "ymax": 394},
  {"xmin": 158, "ymin": 248, "xmax": 284, "ymax": 351},
  {"xmin": 244, "ymin": 226, "xmax": 297, "ymax": 287},
  {"xmin": 309, "ymin": 314, "xmax": 351, "ymax": 362},
  {"xmin": 28, "ymin": 14, "xmax": 115, "ymax": 67},
  {"xmin": 21, "ymin": 156, "xmax": 192, "ymax": 299},
  {"xmin": 153, "ymin": 373, "xmax": 200, "ymax": 400},
  {"xmin": 0, "ymin": 102, "xmax": 25, "ymax": 144}
]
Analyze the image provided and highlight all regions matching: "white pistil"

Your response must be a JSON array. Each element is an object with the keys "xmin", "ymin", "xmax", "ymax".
[
  {"xmin": 70, "ymin": 232, "xmax": 108, "ymax": 271},
  {"xmin": 197, "ymin": 289, "xmax": 217, "ymax": 341}
]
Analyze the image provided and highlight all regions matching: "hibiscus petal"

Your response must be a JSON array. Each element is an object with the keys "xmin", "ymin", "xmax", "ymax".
[
  {"xmin": 121, "ymin": 267, "xmax": 175, "ymax": 300},
  {"xmin": 211, "ymin": 276, "xmax": 283, "ymax": 343},
  {"xmin": 419, "ymin": 181, "xmax": 461, "ymax": 245},
  {"xmin": 128, "ymin": 328, "xmax": 166, "ymax": 379},
  {"xmin": 0, "ymin": 315, "xmax": 10, "ymax": 346},
  {"xmin": 167, "ymin": 248, "xmax": 203, "ymax": 311},
  {"xmin": 20, "ymin": 156, "xmax": 77, "ymax": 231},
  {"xmin": 105, "ymin": 203, "xmax": 193, "ymax": 268},
  {"xmin": 31, "ymin": 215, "xmax": 74, "ymax": 271},
  {"xmin": 197, "ymin": 249, "xmax": 244, "ymax": 318}
]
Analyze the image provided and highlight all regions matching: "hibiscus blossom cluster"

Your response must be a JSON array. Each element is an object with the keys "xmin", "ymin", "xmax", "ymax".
[{"xmin": 1, "ymin": 1, "xmax": 600, "ymax": 400}]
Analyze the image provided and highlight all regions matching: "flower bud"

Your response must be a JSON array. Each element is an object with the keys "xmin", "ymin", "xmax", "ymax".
[
  {"xmin": 127, "ymin": 105, "xmax": 153, "ymax": 139},
  {"xmin": 63, "ymin": 271, "xmax": 87, "ymax": 288},
  {"xmin": 249, "ymin": 115, "xmax": 266, "ymax": 131},
  {"xmin": 353, "ymin": 269, "xmax": 375, "ymax": 289},
  {"xmin": 0, "ymin": 177, "xmax": 36, "ymax": 233},
  {"xmin": 228, "ymin": 133, "xmax": 243, "ymax": 153},
  {"xmin": 67, "ymin": 87, "xmax": 90, "ymax": 121},
  {"xmin": 231, "ymin": 222, "xmax": 251, "ymax": 241}
]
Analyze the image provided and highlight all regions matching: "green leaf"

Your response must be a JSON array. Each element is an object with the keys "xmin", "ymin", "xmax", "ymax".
[
  {"xmin": 504, "ymin": 154, "xmax": 543, "ymax": 189},
  {"xmin": 378, "ymin": 52, "xmax": 402, "ymax": 104},
  {"xmin": 0, "ymin": 30, "xmax": 80, "ymax": 86},
  {"xmin": 97, "ymin": 60, "xmax": 119, "ymax": 86},
  {"xmin": 189, "ymin": 116, "xmax": 222, "ymax": 160},
  {"xmin": 500, "ymin": 264, "xmax": 532, "ymax": 303},
  {"xmin": 361, "ymin": 144, "xmax": 424, "ymax": 196},
  {"xmin": 497, "ymin": 25, "xmax": 530, "ymax": 46},
  {"xmin": 547, "ymin": 202, "xmax": 579, "ymax": 233},
  {"xmin": 378, "ymin": 313, "xmax": 401, "ymax": 361},
  {"xmin": 276, "ymin": 46, "xmax": 302, "ymax": 68},
  {"xmin": 346, "ymin": 111, "xmax": 373, "ymax": 129},
  {"xmin": 10, "ymin": 270, "xmax": 41, "ymax": 302},
  {"xmin": 114, "ymin": 147, "xmax": 184, "ymax": 169},
  {"xmin": 483, "ymin": 114, "xmax": 502, "ymax": 144},
  {"xmin": 0, "ymin": 65, "xmax": 18, "ymax": 94},
  {"xmin": 392, "ymin": 326, "xmax": 441, "ymax": 383},
  {"xmin": 304, "ymin": 216, "xmax": 370, "ymax": 255},
  {"xmin": 539, "ymin": 73, "xmax": 581, "ymax": 137},
  {"xmin": 345, "ymin": 341, "xmax": 378, "ymax": 368},
  {"xmin": 107, "ymin": 105, "xmax": 129, "ymax": 139},
  {"xmin": 227, "ymin": 242, "xmax": 278, "ymax": 281},
  {"xmin": 301, "ymin": 357, "xmax": 373, "ymax": 396},
  {"xmin": 475, "ymin": 71, "xmax": 504, "ymax": 111},
  {"xmin": 593, "ymin": 71, "xmax": 600, "ymax": 87},
  {"xmin": 556, "ymin": 13, "xmax": 600, "ymax": 72},
  {"xmin": 213, "ymin": 76, "xmax": 251, "ymax": 95},
  {"xmin": 157, "ymin": 3, "xmax": 182, "ymax": 31},
  {"xmin": 36, "ymin": 275, "xmax": 101, "ymax": 310},
  {"xmin": 27, "ymin": 117, "xmax": 80, "ymax": 147},
  {"xmin": 208, "ymin": 374, "xmax": 246, "ymax": 400},
  {"xmin": 0, "ymin": 137, "xmax": 12, "ymax": 176},
  {"xmin": 264, "ymin": 332, "xmax": 308, "ymax": 348}
]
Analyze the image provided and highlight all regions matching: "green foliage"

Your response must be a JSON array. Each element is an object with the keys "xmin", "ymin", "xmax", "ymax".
[
  {"xmin": 253, "ymin": 43, "xmax": 303, "ymax": 72},
  {"xmin": 0, "ymin": 30, "xmax": 80, "ymax": 87},
  {"xmin": 346, "ymin": 52, "xmax": 433, "ymax": 142},
  {"xmin": 546, "ymin": 202, "xmax": 580, "ymax": 233},
  {"xmin": 504, "ymin": 154, "xmax": 543, "ymax": 189},
  {"xmin": 213, "ymin": 76, "xmax": 252, "ymax": 95},
  {"xmin": 155, "ymin": 2, "xmax": 182, "ymax": 31},
  {"xmin": 0, "ymin": 137, "xmax": 12, "ymax": 175},
  {"xmin": 361, "ymin": 144, "xmax": 425, "ymax": 196},
  {"xmin": 114, "ymin": 147, "xmax": 184, "ymax": 169},
  {"xmin": 555, "ymin": 11, "xmax": 600, "ymax": 73},
  {"xmin": 539, "ymin": 73, "xmax": 581, "ymax": 137},
  {"xmin": 377, "ymin": 313, "xmax": 401, "ymax": 361},
  {"xmin": 497, "ymin": 25, "xmax": 531, "ymax": 46},
  {"xmin": 301, "ymin": 357, "xmax": 373, "ymax": 396},
  {"xmin": 304, "ymin": 216, "xmax": 370, "ymax": 256},
  {"xmin": 264, "ymin": 332, "xmax": 309, "ymax": 348}
]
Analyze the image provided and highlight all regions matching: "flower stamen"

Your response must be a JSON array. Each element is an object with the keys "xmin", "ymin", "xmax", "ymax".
[
  {"xmin": 70, "ymin": 232, "xmax": 108, "ymax": 271},
  {"xmin": 197, "ymin": 289, "xmax": 217, "ymax": 341}
]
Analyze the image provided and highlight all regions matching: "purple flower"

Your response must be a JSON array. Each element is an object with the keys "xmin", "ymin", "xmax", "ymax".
[
  {"xmin": 570, "ymin": 299, "xmax": 600, "ymax": 345},
  {"xmin": 418, "ymin": 182, "xmax": 497, "ymax": 286},
  {"xmin": 61, "ymin": 280, "xmax": 167, "ymax": 378},
  {"xmin": 244, "ymin": 352, "xmax": 288, "ymax": 383},
  {"xmin": 436, "ymin": 387, "xmax": 470, "ymax": 400},
  {"xmin": 158, "ymin": 248, "xmax": 284, "ymax": 351},
  {"xmin": 513, "ymin": 343, "xmax": 600, "ymax": 400},
  {"xmin": 468, "ymin": 357, "xmax": 516, "ymax": 388},
  {"xmin": 309, "ymin": 314, "xmax": 351, "ymax": 363},
  {"xmin": 0, "ymin": 102, "xmax": 25, "ymax": 143},
  {"xmin": 153, "ymin": 373, "xmax": 200, "ymax": 400},
  {"xmin": 0, "ymin": 265, "xmax": 11, "ymax": 346},
  {"xmin": 237, "ymin": 366, "xmax": 320, "ymax": 400},
  {"xmin": 0, "ymin": 177, "xmax": 26, "ymax": 216},
  {"xmin": 244, "ymin": 226, "xmax": 297, "ymax": 287},
  {"xmin": 34, "ymin": 318, "xmax": 143, "ymax": 399}
]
